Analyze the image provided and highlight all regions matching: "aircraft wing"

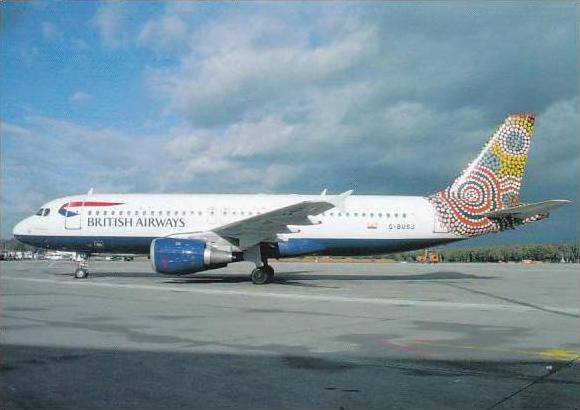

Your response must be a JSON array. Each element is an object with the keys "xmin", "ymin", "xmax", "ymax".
[
  {"xmin": 212, "ymin": 190, "xmax": 352, "ymax": 249},
  {"xmin": 483, "ymin": 200, "xmax": 571, "ymax": 220}
]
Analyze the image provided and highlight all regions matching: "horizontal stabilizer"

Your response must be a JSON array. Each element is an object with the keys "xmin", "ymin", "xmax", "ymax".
[{"xmin": 483, "ymin": 200, "xmax": 571, "ymax": 219}]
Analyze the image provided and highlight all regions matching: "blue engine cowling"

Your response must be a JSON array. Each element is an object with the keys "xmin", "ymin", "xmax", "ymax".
[{"xmin": 151, "ymin": 238, "xmax": 235, "ymax": 275}]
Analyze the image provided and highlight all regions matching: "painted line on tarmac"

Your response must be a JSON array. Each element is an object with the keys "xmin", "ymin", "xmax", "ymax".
[
  {"xmin": 408, "ymin": 340, "xmax": 580, "ymax": 361},
  {"xmin": 2, "ymin": 275, "xmax": 579, "ymax": 315}
]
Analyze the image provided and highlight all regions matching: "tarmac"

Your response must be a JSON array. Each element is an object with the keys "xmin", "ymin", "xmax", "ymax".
[{"xmin": 1, "ymin": 260, "xmax": 578, "ymax": 410}]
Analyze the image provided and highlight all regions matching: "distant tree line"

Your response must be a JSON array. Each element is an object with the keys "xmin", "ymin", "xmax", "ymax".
[{"xmin": 388, "ymin": 243, "xmax": 579, "ymax": 263}]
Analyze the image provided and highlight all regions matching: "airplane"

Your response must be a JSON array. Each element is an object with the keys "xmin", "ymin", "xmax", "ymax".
[{"xmin": 13, "ymin": 113, "xmax": 570, "ymax": 284}]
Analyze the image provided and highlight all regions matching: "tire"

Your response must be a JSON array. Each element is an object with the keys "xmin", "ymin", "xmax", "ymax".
[
  {"xmin": 74, "ymin": 268, "xmax": 88, "ymax": 279},
  {"xmin": 251, "ymin": 267, "xmax": 269, "ymax": 285}
]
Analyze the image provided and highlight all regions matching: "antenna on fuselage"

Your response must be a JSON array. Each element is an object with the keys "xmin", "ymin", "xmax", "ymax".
[{"xmin": 87, "ymin": 188, "xmax": 94, "ymax": 195}]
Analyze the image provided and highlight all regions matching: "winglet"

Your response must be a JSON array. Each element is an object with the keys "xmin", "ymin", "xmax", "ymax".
[{"xmin": 325, "ymin": 190, "xmax": 353, "ymax": 212}]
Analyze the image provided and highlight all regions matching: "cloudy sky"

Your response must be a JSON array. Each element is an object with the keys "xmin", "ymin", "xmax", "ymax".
[{"xmin": 1, "ymin": 2, "xmax": 577, "ymax": 244}]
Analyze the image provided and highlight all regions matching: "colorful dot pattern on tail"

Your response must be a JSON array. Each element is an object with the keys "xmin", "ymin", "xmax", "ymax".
[{"xmin": 428, "ymin": 114, "xmax": 536, "ymax": 237}]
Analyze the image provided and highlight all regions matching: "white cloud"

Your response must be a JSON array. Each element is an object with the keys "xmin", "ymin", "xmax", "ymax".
[
  {"xmin": 145, "ymin": 9, "xmax": 375, "ymax": 127},
  {"xmin": 139, "ymin": 4, "xmax": 575, "ymax": 198},
  {"xmin": 94, "ymin": 3, "xmax": 129, "ymax": 49},
  {"xmin": 137, "ymin": 15, "xmax": 189, "ymax": 51},
  {"xmin": 69, "ymin": 91, "xmax": 93, "ymax": 104}
]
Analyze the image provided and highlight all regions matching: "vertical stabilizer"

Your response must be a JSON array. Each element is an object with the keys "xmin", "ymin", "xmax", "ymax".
[{"xmin": 429, "ymin": 113, "xmax": 536, "ymax": 237}]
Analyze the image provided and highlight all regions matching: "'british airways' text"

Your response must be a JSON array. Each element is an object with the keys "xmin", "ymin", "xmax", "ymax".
[{"xmin": 87, "ymin": 217, "xmax": 185, "ymax": 228}]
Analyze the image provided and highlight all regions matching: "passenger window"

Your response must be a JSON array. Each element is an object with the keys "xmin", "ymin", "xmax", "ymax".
[
  {"xmin": 394, "ymin": 213, "xmax": 399, "ymax": 218},
  {"xmin": 36, "ymin": 208, "xmax": 44, "ymax": 216},
  {"xmin": 119, "ymin": 211, "xmax": 123, "ymax": 216},
  {"xmin": 362, "ymin": 213, "xmax": 366, "ymax": 217},
  {"xmin": 43, "ymin": 208, "xmax": 50, "ymax": 216},
  {"xmin": 378, "ymin": 213, "xmax": 382, "ymax": 218},
  {"xmin": 354, "ymin": 213, "xmax": 358, "ymax": 217},
  {"xmin": 370, "ymin": 213, "xmax": 374, "ymax": 218},
  {"xmin": 403, "ymin": 213, "xmax": 407, "ymax": 218},
  {"xmin": 346, "ymin": 213, "xmax": 350, "ymax": 217},
  {"xmin": 166, "ymin": 211, "xmax": 170, "ymax": 216},
  {"xmin": 88, "ymin": 210, "xmax": 92, "ymax": 216},
  {"xmin": 386, "ymin": 213, "xmax": 390, "ymax": 218},
  {"xmin": 111, "ymin": 211, "xmax": 115, "ymax": 216},
  {"xmin": 198, "ymin": 211, "xmax": 202, "ymax": 216},
  {"xmin": 96, "ymin": 211, "xmax": 100, "ymax": 216},
  {"xmin": 103, "ymin": 211, "xmax": 108, "ymax": 216}
]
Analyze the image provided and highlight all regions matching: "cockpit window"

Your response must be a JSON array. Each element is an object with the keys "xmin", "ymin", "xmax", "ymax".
[
  {"xmin": 43, "ymin": 208, "xmax": 50, "ymax": 216},
  {"xmin": 36, "ymin": 208, "xmax": 44, "ymax": 216}
]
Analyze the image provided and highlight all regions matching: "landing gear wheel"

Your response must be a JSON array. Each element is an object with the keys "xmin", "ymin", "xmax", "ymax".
[
  {"xmin": 251, "ymin": 267, "xmax": 270, "ymax": 285},
  {"xmin": 74, "ymin": 268, "xmax": 89, "ymax": 279}
]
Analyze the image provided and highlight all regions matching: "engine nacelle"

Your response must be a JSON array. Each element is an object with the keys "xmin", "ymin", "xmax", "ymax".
[{"xmin": 151, "ymin": 238, "xmax": 235, "ymax": 275}]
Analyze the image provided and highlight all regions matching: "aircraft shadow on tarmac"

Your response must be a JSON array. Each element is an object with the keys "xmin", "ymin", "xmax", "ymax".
[
  {"xmin": 279, "ymin": 271, "xmax": 495, "ymax": 281},
  {"xmin": 56, "ymin": 270, "xmax": 494, "ymax": 283},
  {"xmin": 163, "ymin": 271, "xmax": 495, "ymax": 286}
]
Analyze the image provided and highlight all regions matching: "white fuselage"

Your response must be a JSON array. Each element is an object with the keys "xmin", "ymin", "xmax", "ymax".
[{"xmin": 13, "ymin": 193, "xmax": 463, "ymax": 256}]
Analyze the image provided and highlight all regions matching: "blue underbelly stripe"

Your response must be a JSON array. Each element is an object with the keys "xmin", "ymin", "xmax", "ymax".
[{"xmin": 14, "ymin": 235, "xmax": 461, "ymax": 256}]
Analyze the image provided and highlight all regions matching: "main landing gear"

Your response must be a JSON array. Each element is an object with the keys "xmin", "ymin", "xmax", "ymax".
[
  {"xmin": 251, "ymin": 264, "xmax": 274, "ymax": 285},
  {"xmin": 73, "ymin": 253, "xmax": 90, "ymax": 279},
  {"xmin": 245, "ymin": 245, "xmax": 275, "ymax": 285}
]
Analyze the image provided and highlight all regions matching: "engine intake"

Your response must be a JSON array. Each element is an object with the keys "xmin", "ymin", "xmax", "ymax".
[{"xmin": 151, "ymin": 238, "xmax": 235, "ymax": 275}]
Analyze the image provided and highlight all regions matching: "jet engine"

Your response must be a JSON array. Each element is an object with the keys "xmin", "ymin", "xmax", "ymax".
[{"xmin": 151, "ymin": 238, "xmax": 237, "ymax": 275}]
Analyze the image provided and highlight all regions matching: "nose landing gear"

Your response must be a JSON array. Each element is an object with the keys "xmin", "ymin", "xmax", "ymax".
[
  {"xmin": 74, "ymin": 267, "xmax": 88, "ymax": 279},
  {"xmin": 73, "ymin": 253, "xmax": 90, "ymax": 279}
]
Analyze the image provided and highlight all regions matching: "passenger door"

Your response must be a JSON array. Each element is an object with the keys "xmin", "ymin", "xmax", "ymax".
[{"xmin": 65, "ymin": 203, "xmax": 82, "ymax": 230}]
